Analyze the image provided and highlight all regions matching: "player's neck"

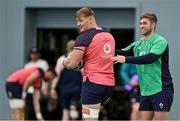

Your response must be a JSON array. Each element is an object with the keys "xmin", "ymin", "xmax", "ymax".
[
  {"xmin": 88, "ymin": 22, "xmax": 98, "ymax": 29},
  {"xmin": 31, "ymin": 59, "xmax": 39, "ymax": 62},
  {"xmin": 144, "ymin": 31, "xmax": 156, "ymax": 40}
]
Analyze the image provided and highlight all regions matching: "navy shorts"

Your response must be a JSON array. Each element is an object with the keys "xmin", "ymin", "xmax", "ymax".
[
  {"xmin": 6, "ymin": 81, "xmax": 22, "ymax": 99},
  {"xmin": 139, "ymin": 88, "xmax": 174, "ymax": 112},
  {"xmin": 81, "ymin": 78, "xmax": 114, "ymax": 105},
  {"xmin": 130, "ymin": 87, "xmax": 140, "ymax": 103},
  {"xmin": 61, "ymin": 91, "xmax": 81, "ymax": 109}
]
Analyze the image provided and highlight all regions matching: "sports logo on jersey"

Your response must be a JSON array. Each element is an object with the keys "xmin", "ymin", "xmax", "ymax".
[
  {"xmin": 104, "ymin": 43, "xmax": 111, "ymax": 54},
  {"xmin": 159, "ymin": 102, "xmax": 164, "ymax": 109},
  {"xmin": 139, "ymin": 51, "xmax": 146, "ymax": 56}
]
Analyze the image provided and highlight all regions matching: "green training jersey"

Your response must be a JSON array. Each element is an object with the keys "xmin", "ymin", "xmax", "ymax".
[{"xmin": 122, "ymin": 33, "xmax": 173, "ymax": 96}]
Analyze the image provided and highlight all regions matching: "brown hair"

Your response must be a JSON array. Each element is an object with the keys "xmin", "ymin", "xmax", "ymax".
[
  {"xmin": 140, "ymin": 13, "xmax": 157, "ymax": 24},
  {"xmin": 75, "ymin": 7, "xmax": 94, "ymax": 18}
]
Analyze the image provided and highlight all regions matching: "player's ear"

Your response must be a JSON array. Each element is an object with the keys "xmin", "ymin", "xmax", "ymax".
[
  {"xmin": 152, "ymin": 22, "xmax": 156, "ymax": 29},
  {"xmin": 88, "ymin": 16, "xmax": 93, "ymax": 21}
]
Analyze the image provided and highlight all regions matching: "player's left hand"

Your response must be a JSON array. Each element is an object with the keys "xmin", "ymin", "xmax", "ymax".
[{"xmin": 111, "ymin": 55, "xmax": 126, "ymax": 63}]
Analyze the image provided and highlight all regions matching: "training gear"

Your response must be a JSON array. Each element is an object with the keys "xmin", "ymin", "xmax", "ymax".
[
  {"xmin": 82, "ymin": 106, "xmax": 100, "ymax": 119},
  {"xmin": 74, "ymin": 28, "xmax": 115, "ymax": 86},
  {"xmin": 122, "ymin": 33, "xmax": 173, "ymax": 96},
  {"xmin": 8, "ymin": 99, "xmax": 25, "ymax": 109}
]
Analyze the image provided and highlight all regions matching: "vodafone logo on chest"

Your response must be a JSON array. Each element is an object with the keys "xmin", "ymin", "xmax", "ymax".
[{"xmin": 103, "ymin": 43, "xmax": 111, "ymax": 54}]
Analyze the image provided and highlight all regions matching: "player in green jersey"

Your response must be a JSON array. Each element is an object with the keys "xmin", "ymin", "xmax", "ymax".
[{"xmin": 111, "ymin": 13, "xmax": 174, "ymax": 120}]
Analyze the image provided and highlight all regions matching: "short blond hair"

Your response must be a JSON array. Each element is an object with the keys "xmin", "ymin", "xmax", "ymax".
[
  {"xmin": 75, "ymin": 7, "xmax": 94, "ymax": 18},
  {"xmin": 66, "ymin": 40, "xmax": 75, "ymax": 52}
]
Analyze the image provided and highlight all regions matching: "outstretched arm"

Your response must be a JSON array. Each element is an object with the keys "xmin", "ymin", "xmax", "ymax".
[
  {"xmin": 125, "ymin": 53, "xmax": 160, "ymax": 64},
  {"xmin": 111, "ymin": 53, "xmax": 160, "ymax": 64}
]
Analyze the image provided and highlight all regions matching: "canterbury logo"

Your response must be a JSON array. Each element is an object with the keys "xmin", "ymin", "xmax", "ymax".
[
  {"xmin": 139, "ymin": 51, "xmax": 146, "ymax": 56},
  {"xmin": 159, "ymin": 102, "xmax": 164, "ymax": 109}
]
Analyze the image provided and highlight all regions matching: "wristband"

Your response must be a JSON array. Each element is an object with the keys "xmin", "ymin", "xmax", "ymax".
[{"xmin": 36, "ymin": 112, "xmax": 43, "ymax": 119}]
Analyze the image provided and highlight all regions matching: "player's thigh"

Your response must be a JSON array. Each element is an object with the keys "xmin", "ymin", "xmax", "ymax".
[
  {"xmin": 151, "ymin": 89, "xmax": 174, "ymax": 112},
  {"xmin": 71, "ymin": 91, "xmax": 81, "ymax": 104},
  {"xmin": 6, "ymin": 81, "xmax": 22, "ymax": 99},
  {"xmin": 82, "ymin": 103, "xmax": 101, "ymax": 120},
  {"xmin": 139, "ymin": 95, "xmax": 153, "ymax": 111},
  {"xmin": 6, "ymin": 82, "xmax": 24, "ymax": 109},
  {"xmin": 82, "ymin": 103, "xmax": 101, "ymax": 109},
  {"xmin": 81, "ymin": 79, "xmax": 106, "ymax": 119},
  {"xmin": 132, "ymin": 102, "xmax": 139, "ymax": 112},
  {"xmin": 101, "ymin": 86, "xmax": 114, "ymax": 105},
  {"xmin": 61, "ymin": 92, "xmax": 71, "ymax": 109},
  {"xmin": 154, "ymin": 111, "xmax": 169, "ymax": 120},
  {"xmin": 140, "ymin": 111, "xmax": 154, "ymax": 120},
  {"xmin": 81, "ymin": 78, "xmax": 106, "ymax": 105}
]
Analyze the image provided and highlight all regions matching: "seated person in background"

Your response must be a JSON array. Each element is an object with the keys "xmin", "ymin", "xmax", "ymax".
[{"xmin": 5, "ymin": 67, "xmax": 56, "ymax": 121}]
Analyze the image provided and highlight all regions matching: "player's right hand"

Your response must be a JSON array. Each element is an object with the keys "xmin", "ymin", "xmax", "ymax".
[{"xmin": 111, "ymin": 55, "xmax": 126, "ymax": 64}]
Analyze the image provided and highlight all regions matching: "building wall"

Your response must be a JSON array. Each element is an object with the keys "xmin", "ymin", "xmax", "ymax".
[
  {"xmin": 0, "ymin": 0, "xmax": 9, "ymax": 119},
  {"xmin": 0, "ymin": 0, "xmax": 180, "ymax": 119},
  {"xmin": 35, "ymin": 8, "xmax": 135, "ymax": 29}
]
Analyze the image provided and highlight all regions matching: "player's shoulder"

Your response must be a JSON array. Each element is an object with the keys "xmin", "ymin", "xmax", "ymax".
[
  {"xmin": 24, "ymin": 62, "xmax": 30, "ymax": 67},
  {"xmin": 138, "ymin": 37, "xmax": 144, "ymax": 41},
  {"xmin": 38, "ymin": 59, "xmax": 48, "ymax": 63},
  {"xmin": 77, "ymin": 27, "xmax": 108, "ymax": 39},
  {"xmin": 154, "ymin": 34, "xmax": 168, "ymax": 45},
  {"xmin": 75, "ymin": 28, "xmax": 97, "ymax": 46},
  {"xmin": 24, "ymin": 62, "xmax": 33, "ymax": 68},
  {"xmin": 156, "ymin": 34, "xmax": 167, "ymax": 41},
  {"xmin": 133, "ymin": 39, "xmax": 142, "ymax": 46},
  {"xmin": 77, "ymin": 28, "xmax": 96, "ymax": 38}
]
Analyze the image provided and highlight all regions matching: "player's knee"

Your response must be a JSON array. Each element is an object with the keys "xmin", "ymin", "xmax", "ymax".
[
  {"xmin": 82, "ymin": 106, "xmax": 100, "ymax": 119},
  {"xmin": 70, "ymin": 105, "xmax": 79, "ymax": 119}
]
